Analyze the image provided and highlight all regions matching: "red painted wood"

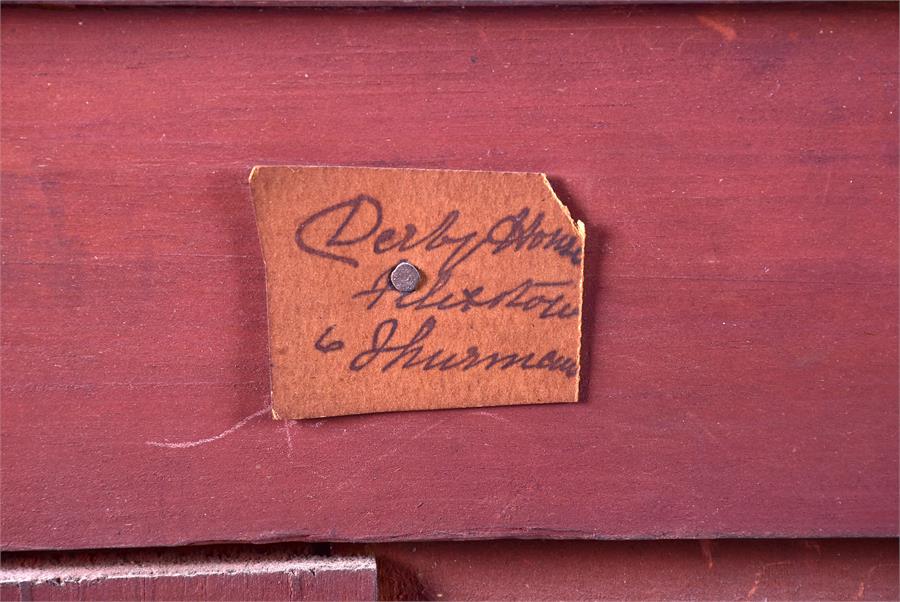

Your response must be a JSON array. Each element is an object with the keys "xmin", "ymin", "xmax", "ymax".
[
  {"xmin": 4, "ymin": 540, "xmax": 897, "ymax": 601},
  {"xmin": 0, "ymin": 0, "xmax": 761, "ymax": 6},
  {"xmin": 1, "ymin": 3, "xmax": 897, "ymax": 550},
  {"xmin": 0, "ymin": 549, "xmax": 377, "ymax": 601},
  {"xmin": 339, "ymin": 539, "xmax": 900, "ymax": 601}
]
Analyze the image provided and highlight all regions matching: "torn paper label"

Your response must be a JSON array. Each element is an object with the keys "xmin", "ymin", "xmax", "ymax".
[{"xmin": 250, "ymin": 166, "xmax": 585, "ymax": 419}]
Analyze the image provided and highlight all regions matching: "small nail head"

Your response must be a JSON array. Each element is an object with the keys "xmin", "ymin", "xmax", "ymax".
[{"xmin": 390, "ymin": 261, "xmax": 420, "ymax": 293}]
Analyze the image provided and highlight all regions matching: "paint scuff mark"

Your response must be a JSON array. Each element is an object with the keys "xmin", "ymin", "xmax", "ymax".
[
  {"xmin": 745, "ymin": 561, "xmax": 791, "ymax": 600},
  {"xmin": 283, "ymin": 420, "xmax": 294, "ymax": 454},
  {"xmin": 146, "ymin": 408, "xmax": 269, "ymax": 449},
  {"xmin": 853, "ymin": 564, "xmax": 898, "ymax": 600},
  {"xmin": 700, "ymin": 539, "xmax": 715, "ymax": 570},
  {"xmin": 697, "ymin": 15, "xmax": 737, "ymax": 42},
  {"xmin": 471, "ymin": 411, "xmax": 510, "ymax": 423}
]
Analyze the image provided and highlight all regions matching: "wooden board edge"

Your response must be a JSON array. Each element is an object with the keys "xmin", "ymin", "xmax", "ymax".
[{"xmin": 0, "ymin": 0, "xmax": 819, "ymax": 7}]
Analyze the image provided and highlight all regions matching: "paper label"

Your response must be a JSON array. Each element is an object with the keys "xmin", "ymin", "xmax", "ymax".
[{"xmin": 250, "ymin": 166, "xmax": 585, "ymax": 419}]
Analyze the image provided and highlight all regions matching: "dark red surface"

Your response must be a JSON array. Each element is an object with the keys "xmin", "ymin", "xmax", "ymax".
[
  {"xmin": 5, "ymin": 540, "xmax": 896, "ymax": 601},
  {"xmin": 0, "ymin": 0, "xmax": 747, "ymax": 5},
  {"xmin": 1, "ymin": 3, "xmax": 897, "ymax": 550},
  {"xmin": 340, "ymin": 539, "xmax": 900, "ymax": 601}
]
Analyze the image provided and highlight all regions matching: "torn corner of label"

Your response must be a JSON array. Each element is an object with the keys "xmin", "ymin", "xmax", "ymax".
[
  {"xmin": 540, "ymin": 172, "xmax": 587, "ymax": 245},
  {"xmin": 250, "ymin": 165, "xmax": 587, "ymax": 419}
]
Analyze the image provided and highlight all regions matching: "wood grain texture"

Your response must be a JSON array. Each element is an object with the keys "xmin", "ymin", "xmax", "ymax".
[
  {"xmin": 337, "ymin": 539, "xmax": 900, "ymax": 601},
  {"xmin": 0, "ymin": 548, "xmax": 377, "ymax": 601},
  {"xmin": 1, "ymin": 3, "xmax": 897, "ymax": 550}
]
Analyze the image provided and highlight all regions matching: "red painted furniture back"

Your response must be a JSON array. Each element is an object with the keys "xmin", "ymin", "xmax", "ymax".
[{"xmin": 1, "ymin": 2, "xmax": 897, "ymax": 550}]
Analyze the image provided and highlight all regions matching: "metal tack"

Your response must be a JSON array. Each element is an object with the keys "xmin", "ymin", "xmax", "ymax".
[{"xmin": 390, "ymin": 261, "xmax": 421, "ymax": 293}]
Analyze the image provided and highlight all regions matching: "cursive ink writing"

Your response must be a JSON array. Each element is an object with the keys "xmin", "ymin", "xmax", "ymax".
[
  {"xmin": 314, "ymin": 325, "xmax": 345, "ymax": 353},
  {"xmin": 295, "ymin": 195, "xmax": 581, "ymax": 276},
  {"xmin": 349, "ymin": 316, "xmax": 577, "ymax": 378},
  {"xmin": 352, "ymin": 267, "xmax": 578, "ymax": 320}
]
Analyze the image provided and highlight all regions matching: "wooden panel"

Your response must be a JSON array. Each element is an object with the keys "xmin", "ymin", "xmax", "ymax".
[
  {"xmin": 0, "ymin": 0, "xmax": 753, "ymax": 5},
  {"xmin": 0, "ymin": 549, "xmax": 377, "ymax": 601},
  {"xmin": 1, "ymin": 3, "xmax": 897, "ymax": 550},
  {"xmin": 5, "ymin": 540, "xmax": 897, "ymax": 601},
  {"xmin": 338, "ymin": 539, "xmax": 900, "ymax": 601}
]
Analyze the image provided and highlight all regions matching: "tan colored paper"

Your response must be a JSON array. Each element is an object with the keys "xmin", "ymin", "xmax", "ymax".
[{"xmin": 250, "ymin": 166, "xmax": 585, "ymax": 419}]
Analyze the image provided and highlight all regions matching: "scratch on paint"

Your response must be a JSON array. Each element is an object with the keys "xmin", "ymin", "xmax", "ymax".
[
  {"xmin": 700, "ymin": 539, "xmax": 715, "ymax": 569},
  {"xmin": 745, "ymin": 561, "xmax": 792, "ymax": 600},
  {"xmin": 283, "ymin": 420, "xmax": 294, "ymax": 454},
  {"xmin": 471, "ymin": 411, "xmax": 510, "ymax": 423},
  {"xmin": 330, "ymin": 418, "xmax": 451, "ymax": 494},
  {"xmin": 697, "ymin": 15, "xmax": 737, "ymax": 42},
  {"xmin": 746, "ymin": 576, "xmax": 760, "ymax": 599},
  {"xmin": 146, "ymin": 408, "xmax": 270, "ymax": 449},
  {"xmin": 853, "ymin": 564, "xmax": 899, "ymax": 600}
]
